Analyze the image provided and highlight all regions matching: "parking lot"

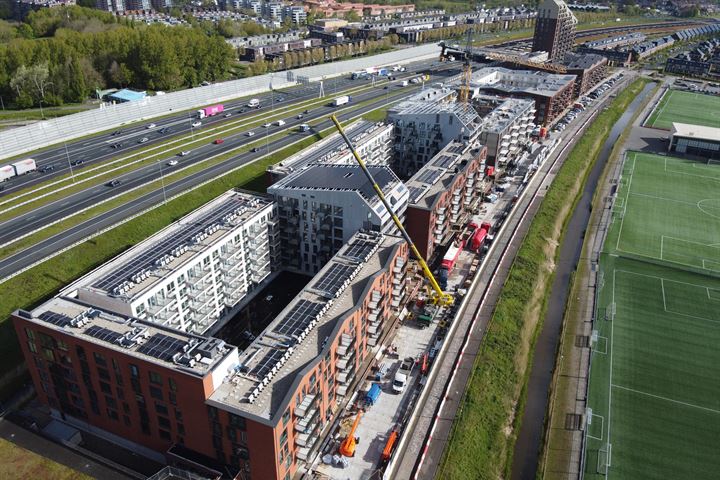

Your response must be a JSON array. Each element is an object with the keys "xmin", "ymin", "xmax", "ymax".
[{"xmin": 551, "ymin": 71, "xmax": 626, "ymax": 134}]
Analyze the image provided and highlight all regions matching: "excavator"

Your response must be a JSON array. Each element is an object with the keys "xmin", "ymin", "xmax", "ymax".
[
  {"xmin": 339, "ymin": 410, "xmax": 363, "ymax": 457},
  {"xmin": 330, "ymin": 115, "xmax": 454, "ymax": 307}
]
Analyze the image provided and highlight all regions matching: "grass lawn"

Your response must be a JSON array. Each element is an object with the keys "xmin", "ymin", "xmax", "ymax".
[
  {"xmin": 0, "ymin": 437, "xmax": 91, "ymax": 480},
  {"xmin": 585, "ymin": 151, "xmax": 720, "ymax": 479},
  {"xmin": 645, "ymin": 89, "xmax": 720, "ymax": 130}
]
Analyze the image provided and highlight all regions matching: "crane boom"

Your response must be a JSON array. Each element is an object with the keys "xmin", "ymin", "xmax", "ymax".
[{"xmin": 330, "ymin": 115, "xmax": 453, "ymax": 306}]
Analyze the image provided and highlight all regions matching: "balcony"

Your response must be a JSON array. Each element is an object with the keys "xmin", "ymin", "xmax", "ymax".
[
  {"xmin": 294, "ymin": 394, "xmax": 317, "ymax": 418},
  {"xmin": 336, "ymin": 335, "xmax": 355, "ymax": 357},
  {"xmin": 392, "ymin": 272, "xmax": 406, "ymax": 285},
  {"xmin": 295, "ymin": 406, "xmax": 319, "ymax": 433},
  {"xmin": 368, "ymin": 323, "xmax": 381, "ymax": 335},
  {"xmin": 336, "ymin": 353, "xmax": 355, "ymax": 371}
]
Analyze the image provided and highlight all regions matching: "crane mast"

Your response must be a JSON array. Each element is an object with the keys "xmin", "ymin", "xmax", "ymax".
[{"xmin": 330, "ymin": 115, "xmax": 454, "ymax": 306}]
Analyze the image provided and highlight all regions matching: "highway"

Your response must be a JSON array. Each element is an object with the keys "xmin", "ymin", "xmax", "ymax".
[
  {"xmin": 0, "ymin": 67, "xmax": 460, "ymax": 281},
  {"xmin": 0, "ymin": 60, "xmax": 440, "ymax": 196}
]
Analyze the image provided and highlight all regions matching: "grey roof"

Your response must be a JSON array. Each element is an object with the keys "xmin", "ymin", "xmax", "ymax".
[
  {"xmin": 274, "ymin": 163, "xmax": 398, "ymax": 201},
  {"xmin": 563, "ymin": 52, "xmax": 606, "ymax": 70}
]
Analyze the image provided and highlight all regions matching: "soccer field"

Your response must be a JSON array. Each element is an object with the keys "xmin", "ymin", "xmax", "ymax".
[
  {"xmin": 645, "ymin": 89, "xmax": 720, "ymax": 130},
  {"xmin": 585, "ymin": 152, "xmax": 720, "ymax": 479}
]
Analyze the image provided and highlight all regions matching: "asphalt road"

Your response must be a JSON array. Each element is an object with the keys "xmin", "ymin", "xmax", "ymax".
[
  {"xmin": 0, "ymin": 66, "xmax": 459, "ymax": 248},
  {"xmin": 0, "ymin": 69, "xmax": 460, "ymax": 281},
  {"xmin": 0, "ymin": 59, "xmax": 440, "ymax": 195}
]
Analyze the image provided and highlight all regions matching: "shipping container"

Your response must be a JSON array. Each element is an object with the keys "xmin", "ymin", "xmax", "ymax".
[{"xmin": 12, "ymin": 158, "xmax": 37, "ymax": 175}]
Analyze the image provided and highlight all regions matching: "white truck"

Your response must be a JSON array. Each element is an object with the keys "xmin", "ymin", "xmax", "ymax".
[
  {"xmin": 0, "ymin": 164, "xmax": 15, "ymax": 182},
  {"xmin": 333, "ymin": 95, "xmax": 351, "ymax": 107},
  {"xmin": 248, "ymin": 98, "xmax": 260, "ymax": 108},
  {"xmin": 12, "ymin": 158, "xmax": 37, "ymax": 175},
  {"xmin": 392, "ymin": 357, "xmax": 415, "ymax": 394}
]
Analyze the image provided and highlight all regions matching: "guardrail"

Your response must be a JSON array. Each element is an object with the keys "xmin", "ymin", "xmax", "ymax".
[{"xmin": 0, "ymin": 44, "xmax": 441, "ymax": 162}]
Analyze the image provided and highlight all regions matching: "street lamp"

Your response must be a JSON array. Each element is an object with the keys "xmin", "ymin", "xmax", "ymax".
[{"xmin": 158, "ymin": 160, "xmax": 167, "ymax": 205}]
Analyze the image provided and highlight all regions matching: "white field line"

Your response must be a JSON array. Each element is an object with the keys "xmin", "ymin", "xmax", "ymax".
[
  {"xmin": 630, "ymin": 191, "xmax": 697, "ymax": 206},
  {"xmin": 615, "ymin": 155, "xmax": 636, "ymax": 252},
  {"xmin": 611, "ymin": 383, "xmax": 720, "ymax": 415},
  {"xmin": 588, "ymin": 414, "xmax": 604, "ymax": 441},
  {"xmin": 661, "ymin": 278, "xmax": 667, "ymax": 311},
  {"xmin": 0, "ymin": 82, "xmax": 380, "ymax": 213},
  {"xmin": 608, "ymin": 269, "xmax": 616, "ymax": 473},
  {"xmin": 0, "ymin": 98, "xmax": 399, "ymax": 286}
]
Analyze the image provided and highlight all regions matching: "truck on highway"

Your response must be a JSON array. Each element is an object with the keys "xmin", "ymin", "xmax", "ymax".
[
  {"xmin": 248, "ymin": 98, "xmax": 260, "ymax": 108},
  {"xmin": 333, "ymin": 95, "xmax": 351, "ymax": 107},
  {"xmin": 1, "ymin": 158, "xmax": 37, "ymax": 181},
  {"xmin": 377, "ymin": 68, "xmax": 388, "ymax": 76},
  {"xmin": 197, "ymin": 104, "xmax": 224, "ymax": 119}
]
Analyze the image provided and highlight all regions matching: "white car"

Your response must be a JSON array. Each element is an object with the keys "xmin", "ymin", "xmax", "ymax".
[
  {"xmin": 296, "ymin": 114, "xmax": 303, "ymax": 119},
  {"xmin": 191, "ymin": 121, "xmax": 202, "ymax": 128},
  {"xmin": 147, "ymin": 123, "xmax": 156, "ymax": 129},
  {"xmin": 246, "ymin": 131, "xmax": 255, "ymax": 137},
  {"xmin": 167, "ymin": 160, "xmax": 178, "ymax": 166},
  {"xmin": 139, "ymin": 137, "xmax": 149, "ymax": 143},
  {"xmin": 275, "ymin": 120, "xmax": 286, "ymax": 126},
  {"xmin": 224, "ymin": 113, "xmax": 232, "ymax": 118},
  {"xmin": 178, "ymin": 151, "xmax": 190, "ymax": 156},
  {"xmin": 263, "ymin": 123, "xmax": 271, "ymax": 128},
  {"xmin": 392, "ymin": 372, "xmax": 408, "ymax": 394}
]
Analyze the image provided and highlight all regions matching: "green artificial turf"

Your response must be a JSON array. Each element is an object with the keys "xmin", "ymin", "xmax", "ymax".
[
  {"xmin": 645, "ymin": 89, "xmax": 720, "ymax": 130},
  {"xmin": 585, "ymin": 151, "xmax": 720, "ymax": 480}
]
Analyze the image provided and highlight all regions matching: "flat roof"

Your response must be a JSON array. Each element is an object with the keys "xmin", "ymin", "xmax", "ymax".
[
  {"xmin": 107, "ymin": 89, "xmax": 146, "ymax": 102},
  {"xmin": 563, "ymin": 52, "xmax": 606, "ymax": 70},
  {"xmin": 68, "ymin": 190, "xmax": 273, "ymax": 301},
  {"xmin": 406, "ymin": 141, "xmax": 484, "ymax": 210},
  {"xmin": 209, "ymin": 231, "xmax": 403, "ymax": 423},
  {"xmin": 477, "ymin": 98, "xmax": 535, "ymax": 134},
  {"xmin": 671, "ymin": 122, "xmax": 720, "ymax": 141},
  {"xmin": 471, "ymin": 67, "xmax": 577, "ymax": 98},
  {"xmin": 270, "ymin": 163, "xmax": 401, "ymax": 203},
  {"xmin": 390, "ymin": 96, "xmax": 481, "ymax": 130},
  {"xmin": 20, "ymin": 297, "xmax": 234, "ymax": 376},
  {"xmin": 267, "ymin": 120, "xmax": 391, "ymax": 176}
]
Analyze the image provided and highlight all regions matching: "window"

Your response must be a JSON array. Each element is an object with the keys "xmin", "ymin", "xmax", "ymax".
[
  {"xmin": 27, "ymin": 341, "xmax": 37, "ymax": 354},
  {"xmin": 129, "ymin": 364, "xmax": 139, "ymax": 378},
  {"xmin": 279, "ymin": 430, "xmax": 287, "ymax": 447},
  {"xmin": 155, "ymin": 403, "xmax": 168, "ymax": 415},
  {"xmin": 150, "ymin": 386, "xmax": 163, "ymax": 401},
  {"xmin": 42, "ymin": 348, "xmax": 54, "ymax": 362},
  {"xmin": 107, "ymin": 409, "xmax": 119, "ymax": 421},
  {"xmin": 149, "ymin": 371, "xmax": 162, "ymax": 385},
  {"xmin": 282, "ymin": 409, "xmax": 290, "ymax": 427},
  {"xmin": 229, "ymin": 413, "xmax": 245, "ymax": 429},
  {"xmin": 158, "ymin": 416, "xmax": 171, "ymax": 429},
  {"xmin": 100, "ymin": 382, "xmax": 112, "ymax": 395},
  {"xmin": 159, "ymin": 429, "xmax": 171, "ymax": 441},
  {"xmin": 24, "ymin": 328, "xmax": 35, "ymax": 340},
  {"xmin": 97, "ymin": 368, "xmax": 110, "ymax": 381},
  {"xmin": 93, "ymin": 352, "xmax": 107, "ymax": 367}
]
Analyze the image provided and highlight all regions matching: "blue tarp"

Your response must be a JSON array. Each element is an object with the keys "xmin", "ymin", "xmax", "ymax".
[{"xmin": 365, "ymin": 383, "xmax": 381, "ymax": 405}]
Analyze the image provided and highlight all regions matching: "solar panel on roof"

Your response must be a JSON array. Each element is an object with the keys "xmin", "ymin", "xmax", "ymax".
[
  {"xmin": 407, "ymin": 185, "xmax": 429, "ymax": 204},
  {"xmin": 273, "ymin": 299, "xmax": 324, "ymax": 339},
  {"xmin": 434, "ymin": 154, "xmax": 457, "ymax": 169},
  {"xmin": 38, "ymin": 311, "xmax": 73, "ymax": 327},
  {"xmin": 92, "ymin": 196, "xmax": 255, "ymax": 293},
  {"xmin": 85, "ymin": 325, "xmax": 123, "ymax": 344},
  {"xmin": 416, "ymin": 168, "xmax": 444, "ymax": 186},
  {"xmin": 137, "ymin": 333, "xmax": 187, "ymax": 361},
  {"xmin": 343, "ymin": 239, "xmax": 372, "ymax": 260},
  {"xmin": 249, "ymin": 348, "xmax": 285, "ymax": 379},
  {"xmin": 311, "ymin": 263, "xmax": 357, "ymax": 298}
]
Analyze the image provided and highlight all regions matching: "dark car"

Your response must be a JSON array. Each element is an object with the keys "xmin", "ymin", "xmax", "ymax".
[
  {"xmin": 107, "ymin": 180, "xmax": 121, "ymax": 187},
  {"xmin": 111, "ymin": 142, "xmax": 124, "ymax": 149},
  {"xmin": 71, "ymin": 160, "xmax": 83, "ymax": 166},
  {"xmin": 111, "ymin": 130, "xmax": 121, "ymax": 136},
  {"xmin": 39, "ymin": 165, "xmax": 55, "ymax": 173},
  {"xmin": 251, "ymin": 147, "xmax": 260, "ymax": 153}
]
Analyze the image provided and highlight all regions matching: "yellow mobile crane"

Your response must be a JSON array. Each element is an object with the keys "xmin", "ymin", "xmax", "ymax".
[{"xmin": 330, "ymin": 115, "xmax": 454, "ymax": 306}]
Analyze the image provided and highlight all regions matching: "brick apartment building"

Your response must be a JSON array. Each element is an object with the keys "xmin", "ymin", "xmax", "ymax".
[
  {"xmin": 13, "ymin": 230, "xmax": 408, "ymax": 480},
  {"xmin": 404, "ymin": 141, "xmax": 488, "ymax": 259},
  {"xmin": 532, "ymin": 0, "xmax": 577, "ymax": 63}
]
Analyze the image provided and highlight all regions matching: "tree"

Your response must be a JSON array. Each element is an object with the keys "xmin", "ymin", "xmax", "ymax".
[
  {"xmin": 345, "ymin": 10, "xmax": 361, "ymax": 22},
  {"xmin": 66, "ymin": 56, "xmax": 87, "ymax": 102},
  {"xmin": 109, "ymin": 60, "xmax": 133, "ymax": 88}
]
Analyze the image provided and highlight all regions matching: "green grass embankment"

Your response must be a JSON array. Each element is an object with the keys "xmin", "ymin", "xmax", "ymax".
[{"xmin": 436, "ymin": 78, "xmax": 649, "ymax": 479}]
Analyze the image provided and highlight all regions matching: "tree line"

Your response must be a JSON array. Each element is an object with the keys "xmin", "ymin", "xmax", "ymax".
[{"xmin": 0, "ymin": 6, "xmax": 235, "ymax": 108}]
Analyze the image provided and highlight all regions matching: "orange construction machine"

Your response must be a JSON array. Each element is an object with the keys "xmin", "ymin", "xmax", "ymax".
[{"xmin": 339, "ymin": 411, "xmax": 363, "ymax": 457}]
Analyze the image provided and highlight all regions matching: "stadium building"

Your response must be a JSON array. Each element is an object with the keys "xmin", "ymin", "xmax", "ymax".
[{"xmin": 669, "ymin": 123, "xmax": 720, "ymax": 159}]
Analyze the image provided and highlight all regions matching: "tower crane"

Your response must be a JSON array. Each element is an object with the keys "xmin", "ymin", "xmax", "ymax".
[
  {"xmin": 330, "ymin": 115, "xmax": 454, "ymax": 307},
  {"xmin": 459, "ymin": 26, "xmax": 474, "ymax": 104}
]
